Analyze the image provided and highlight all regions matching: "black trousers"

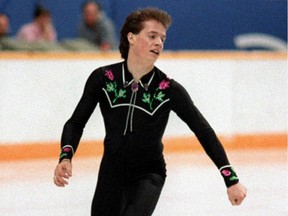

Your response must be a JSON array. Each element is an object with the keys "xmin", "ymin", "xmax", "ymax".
[{"xmin": 91, "ymin": 172, "xmax": 165, "ymax": 216}]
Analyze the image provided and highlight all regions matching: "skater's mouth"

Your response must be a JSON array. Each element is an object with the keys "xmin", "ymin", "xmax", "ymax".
[{"xmin": 150, "ymin": 50, "xmax": 160, "ymax": 55}]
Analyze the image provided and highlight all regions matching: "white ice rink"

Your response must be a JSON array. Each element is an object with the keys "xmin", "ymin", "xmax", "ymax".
[{"xmin": 1, "ymin": 149, "xmax": 287, "ymax": 216}]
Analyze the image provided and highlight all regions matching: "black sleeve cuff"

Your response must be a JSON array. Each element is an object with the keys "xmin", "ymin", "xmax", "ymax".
[
  {"xmin": 59, "ymin": 145, "xmax": 74, "ymax": 163},
  {"xmin": 220, "ymin": 165, "xmax": 239, "ymax": 187}
]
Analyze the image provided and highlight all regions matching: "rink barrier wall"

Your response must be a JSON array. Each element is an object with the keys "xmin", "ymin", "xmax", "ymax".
[
  {"xmin": 0, "ymin": 51, "xmax": 286, "ymax": 161},
  {"xmin": 0, "ymin": 51, "xmax": 286, "ymax": 60},
  {"xmin": 0, "ymin": 134, "xmax": 286, "ymax": 161}
]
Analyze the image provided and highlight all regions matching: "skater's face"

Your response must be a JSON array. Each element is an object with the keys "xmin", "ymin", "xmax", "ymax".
[{"xmin": 128, "ymin": 20, "xmax": 166, "ymax": 63}]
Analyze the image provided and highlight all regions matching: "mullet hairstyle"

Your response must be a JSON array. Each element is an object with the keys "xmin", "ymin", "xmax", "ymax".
[{"xmin": 119, "ymin": 7, "xmax": 172, "ymax": 60}]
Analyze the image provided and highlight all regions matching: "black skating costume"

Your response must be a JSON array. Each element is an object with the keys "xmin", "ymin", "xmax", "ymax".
[{"xmin": 59, "ymin": 61, "xmax": 239, "ymax": 216}]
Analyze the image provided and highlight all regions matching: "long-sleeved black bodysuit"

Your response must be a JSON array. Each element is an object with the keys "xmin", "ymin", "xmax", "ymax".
[{"xmin": 60, "ymin": 61, "xmax": 238, "ymax": 216}]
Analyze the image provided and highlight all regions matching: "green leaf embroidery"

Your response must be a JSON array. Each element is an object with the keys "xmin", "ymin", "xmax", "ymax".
[
  {"xmin": 118, "ymin": 89, "xmax": 126, "ymax": 98},
  {"xmin": 229, "ymin": 167, "xmax": 239, "ymax": 181},
  {"xmin": 230, "ymin": 176, "xmax": 239, "ymax": 181},
  {"xmin": 142, "ymin": 93, "xmax": 151, "ymax": 103},
  {"xmin": 155, "ymin": 91, "xmax": 165, "ymax": 102},
  {"xmin": 106, "ymin": 81, "xmax": 126, "ymax": 103},
  {"xmin": 106, "ymin": 82, "xmax": 115, "ymax": 92},
  {"xmin": 142, "ymin": 88, "xmax": 167, "ymax": 110}
]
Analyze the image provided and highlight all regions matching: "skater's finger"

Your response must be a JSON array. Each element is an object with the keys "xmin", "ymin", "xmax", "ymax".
[
  {"xmin": 53, "ymin": 175, "xmax": 68, "ymax": 187},
  {"xmin": 53, "ymin": 169, "xmax": 69, "ymax": 187}
]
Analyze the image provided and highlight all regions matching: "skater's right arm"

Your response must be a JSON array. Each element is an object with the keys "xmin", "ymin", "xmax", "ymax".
[
  {"xmin": 54, "ymin": 69, "xmax": 102, "ymax": 187},
  {"xmin": 59, "ymin": 70, "xmax": 102, "ymax": 162}
]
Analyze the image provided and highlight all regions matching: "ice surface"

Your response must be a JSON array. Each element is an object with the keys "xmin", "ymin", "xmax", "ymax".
[{"xmin": 0, "ymin": 149, "xmax": 287, "ymax": 216}]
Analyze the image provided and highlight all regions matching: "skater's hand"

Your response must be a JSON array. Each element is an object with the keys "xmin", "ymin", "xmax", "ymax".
[
  {"xmin": 53, "ymin": 159, "xmax": 72, "ymax": 187},
  {"xmin": 227, "ymin": 183, "xmax": 247, "ymax": 206}
]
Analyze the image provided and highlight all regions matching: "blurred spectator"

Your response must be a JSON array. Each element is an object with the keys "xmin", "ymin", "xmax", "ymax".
[
  {"xmin": 0, "ymin": 12, "xmax": 9, "ymax": 39},
  {"xmin": 17, "ymin": 5, "xmax": 57, "ymax": 42},
  {"xmin": 78, "ymin": 1, "xmax": 117, "ymax": 51}
]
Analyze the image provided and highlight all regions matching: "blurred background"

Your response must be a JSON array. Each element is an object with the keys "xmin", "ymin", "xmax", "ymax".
[{"xmin": 0, "ymin": 0, "xmax": 287, "ymax": 50}]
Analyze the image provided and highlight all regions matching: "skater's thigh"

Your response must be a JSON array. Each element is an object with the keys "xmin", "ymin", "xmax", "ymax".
[
  {"xmin": 91, "ymin": 173, "xmax": 124, "ymax": 216},
  {"xmin": 121, "ymin": 173, "xmax": 165, "ymax": 216}
]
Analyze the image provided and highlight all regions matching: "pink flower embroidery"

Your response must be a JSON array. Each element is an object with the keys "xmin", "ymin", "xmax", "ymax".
[
  {"xmin": 63, "ymin": 148, "xmax": 71, "ymax": 153},
  {"xmin": 221, "ymin": 170, "xmax": 231, "ymax": 177},
  {"xmin": 105, "ymin": 70, "xmax": 114, "ymax": 81},
  {"xmin": 159, "ymin": 80, "xmax": 170, "ymax": 90}
]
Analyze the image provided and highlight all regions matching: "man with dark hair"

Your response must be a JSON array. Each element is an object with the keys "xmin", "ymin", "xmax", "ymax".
[
  {"xmin": 17, "ymin": 5, "xmax": 56, "ymax": 42},
  {"xmin": 78, "ymin": 1, "xmax": 118, "ymax": 51},
  {"xmin": 54, "ymin": 7, "xmax": 247, "ymax": 216}
]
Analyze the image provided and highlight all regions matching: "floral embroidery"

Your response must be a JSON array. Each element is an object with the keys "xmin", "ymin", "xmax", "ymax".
[
  {"xmin": 221, "ymin": 170, "xmax": 231, "ymax": 177},
  {"xmin": 105, "ymin": 70, "xmax": 114, "ymax": 80},
  {"xmin": 159, "ymin": 80, "xmax": 170, "ymax": 90},
  {"xmin": 230, "ymin": 176, "xmax": 239, "ymax": 181},
  {"xmin": 104, "ymin": 70, "xmax": 126, "ymax": 103},
  {"xmin": 221, "ymin": 167, "xmax": 239, "ymax": 181},
  {"xmin": 59, "ymin": 153, "xmax": 68, "ymax": 159},
  {"xmin": 229, "ymin": 167, "xmax": 239, "ymax": 181},
  {"xmin": 63, "ymin": 148, "xmax": 71, "ymax": 153},
  {"xmin": 142, "ymin": 79, "xmax": 170, "ymax": 110}
]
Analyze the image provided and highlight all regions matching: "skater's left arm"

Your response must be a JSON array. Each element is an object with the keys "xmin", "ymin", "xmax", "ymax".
[{"xmin": 170, "ymin": 80, "xmax": 247, "ymax": 205}]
